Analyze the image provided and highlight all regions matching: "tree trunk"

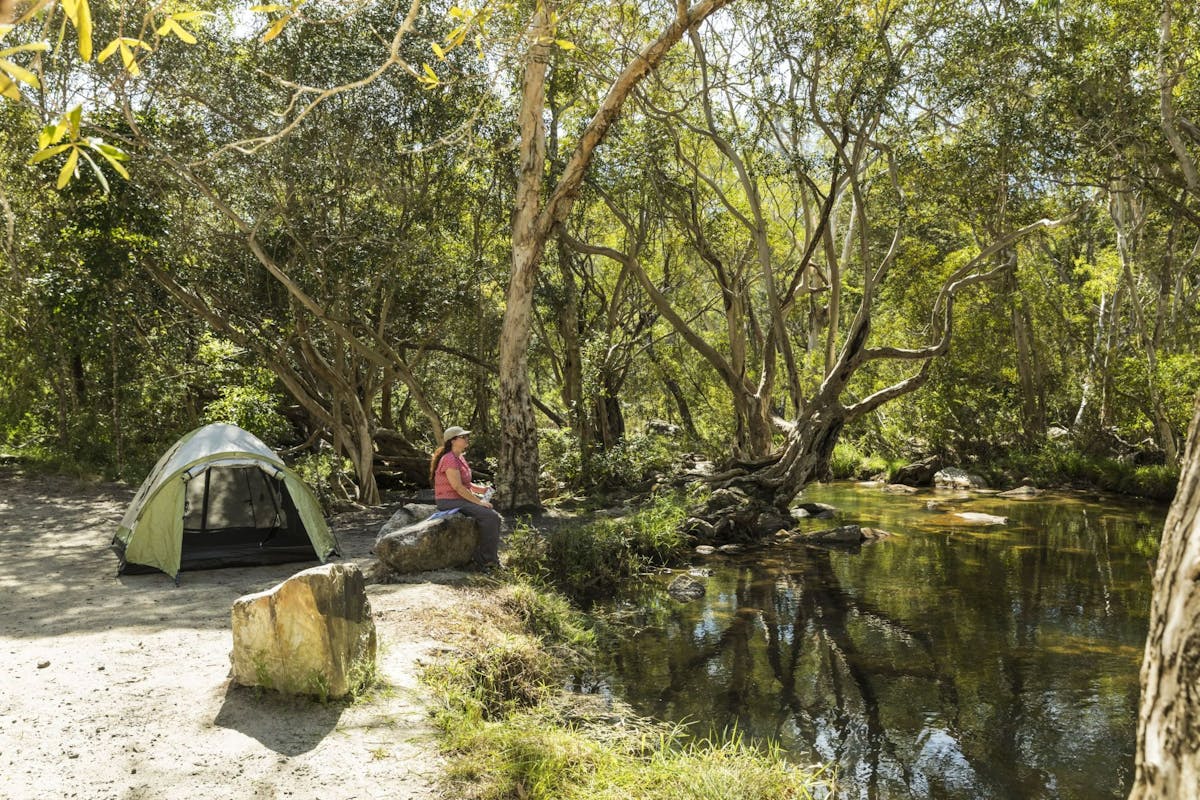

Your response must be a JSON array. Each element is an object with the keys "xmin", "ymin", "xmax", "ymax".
[
  {"xmin": 1008, "ymin": 264, "xmax": 1046, "ymax": 441},
  {"xmin": 1129, "ymin": 392, "xmax": 1200, "ymax": 800},
  {"xmin": 496, "ymin": 0, "xmax": 736, "ymax": 511}
]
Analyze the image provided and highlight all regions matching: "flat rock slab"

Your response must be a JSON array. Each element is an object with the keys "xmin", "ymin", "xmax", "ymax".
[
  {"xmin": 998, "ymin": 486, "xmax": 1043, "ymax": 499},
  {"xmin": 953, "ymin": 511, "xmax": 1008, "ymax": 525}
]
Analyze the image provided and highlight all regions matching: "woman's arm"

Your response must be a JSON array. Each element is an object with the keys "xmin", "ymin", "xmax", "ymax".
[{"xmin": 446, "ymin": 468, "xmax": 490, "ymax": 506}]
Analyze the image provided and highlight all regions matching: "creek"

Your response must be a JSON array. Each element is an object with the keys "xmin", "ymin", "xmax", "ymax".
[{"xmin": 599, "ymin": 482, "xmax": 1167, "ymax": 800}]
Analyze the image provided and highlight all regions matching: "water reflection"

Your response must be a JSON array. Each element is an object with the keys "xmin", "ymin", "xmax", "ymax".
[{"xmin": 603, "ymin": 484, "xmax": 1165, "ymax": 800}]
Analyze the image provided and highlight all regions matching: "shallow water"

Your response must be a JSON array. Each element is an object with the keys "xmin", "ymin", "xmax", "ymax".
[{"xmin": 601, "ymin": 483, "xmax": 1167, "ymax": 800}]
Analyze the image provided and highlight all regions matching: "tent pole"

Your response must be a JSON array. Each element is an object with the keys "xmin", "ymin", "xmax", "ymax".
[{"xmin": 200, "ymin": 469, "xmax": 211, "ymax": 536}]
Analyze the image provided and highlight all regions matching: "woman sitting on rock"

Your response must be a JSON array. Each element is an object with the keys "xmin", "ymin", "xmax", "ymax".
[{"xmin": 430, "ymin": 426, "xmax": 502, "ymax": 571}]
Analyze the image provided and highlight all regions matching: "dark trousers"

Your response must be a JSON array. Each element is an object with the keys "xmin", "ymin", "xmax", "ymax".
[{"xmin": 436, "ymin": 499, "xmax": 503, "ymax": 567}]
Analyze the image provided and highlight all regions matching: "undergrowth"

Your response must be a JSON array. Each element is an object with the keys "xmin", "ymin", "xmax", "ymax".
[{"xmin": 504, "ymin": 492, "xmax": 691, "ymax": 600}]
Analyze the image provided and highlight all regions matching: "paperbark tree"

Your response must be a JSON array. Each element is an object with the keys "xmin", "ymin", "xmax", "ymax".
[
  {"xmin": 1129, "ymin": 391, "xmax": 1200, "ymax": 799},
  {"xmin": 496, "ymin": 0, "xmax": 735, "ymax": 510}
]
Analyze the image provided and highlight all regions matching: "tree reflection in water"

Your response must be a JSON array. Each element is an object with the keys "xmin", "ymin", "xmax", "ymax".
[{"xmin": 602, "ymin": 486, "xmax": 1164, "ymax": 800}]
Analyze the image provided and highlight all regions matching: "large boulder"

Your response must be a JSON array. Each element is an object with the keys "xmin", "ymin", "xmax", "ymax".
[
  {"xmin": 893, "ymin": 456, "xmax": 943, "ymax": 487},
  {"xmin": 230, "ymin": 563, "xmax": 376, "ymax": 699},
  {"xmin": 378, "ymin": 503, "xmax": 438, "ymax": 537},
  {"xmin": 934, "ymin": 467, "xmax": 987, "ymax": 490},
  {"xmin": 374, "ymin": 511, "xmax": 480, "ymax": 573}
]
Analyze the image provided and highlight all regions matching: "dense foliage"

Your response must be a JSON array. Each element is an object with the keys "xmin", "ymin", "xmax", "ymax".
[{"xmin": 1, "ymin": 0, "xmax": 1197, "ymax": 504}]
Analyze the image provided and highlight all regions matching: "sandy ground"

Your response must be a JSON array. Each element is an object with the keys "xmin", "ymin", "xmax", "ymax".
[{"xmin": 0, "ymin": 466, "xmax": 483, "ymax": 800}]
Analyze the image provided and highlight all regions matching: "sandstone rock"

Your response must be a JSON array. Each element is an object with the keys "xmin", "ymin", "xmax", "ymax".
[
  {"xmin": 230, "ymin": 563, "xmax": 376, "ymax": 699},
  {"xmin": 805, "ymin": 524, "xmax": 864, "ymax": 543},
  {"xmin": 378, "ymin": 503, "xmax": 437, "ymax": 537},
  {"xmin": 885, "ymin": 483, "xmax": 920, "ymax": 494},
  {"xmin": 934, "ymin": 468, "xmax": 987, "ymax": 490},
  {"xmin": 694, "ymin": 545, "xmax": 717, "ymax": 555},
  {"xmin": 717, "ymin": 543, "xmax": 744, "ymax": 554},
  {"xmin": 374, "ymin": 512, "xmax": 480, "ymax": 574},
  {"xmin": 861, "ymin": 527, "xmax": 892, "ymax": 540},
  {"xmin": 893, "ymin": 456, "xmax": 943, "ymax": 487},
  {"xmin": 668, "ymin": 574, "xmax": 706, "ymax": 601},
  {"xmin": 997, "ymin": 486, "xmax": 1043, "ymax": 499},
  {"xmin": 795, "ymin": 502, "xmax": 838, "ymax": 518}
]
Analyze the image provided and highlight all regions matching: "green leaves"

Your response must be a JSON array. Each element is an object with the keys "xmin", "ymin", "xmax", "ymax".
[{"xmin": 28, "ymin": 105, "xmax": 131, "ymax": 191}]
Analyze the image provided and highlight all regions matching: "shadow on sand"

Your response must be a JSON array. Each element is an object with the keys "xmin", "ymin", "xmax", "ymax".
[{"xmin": 214, "ymin": 682, "xmax": 346, "ymax": 756}]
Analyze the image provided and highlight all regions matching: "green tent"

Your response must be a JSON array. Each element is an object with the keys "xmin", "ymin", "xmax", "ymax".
[{"xmin": 113, "ymin": 423, "xmax": 339, "ymax": 578}]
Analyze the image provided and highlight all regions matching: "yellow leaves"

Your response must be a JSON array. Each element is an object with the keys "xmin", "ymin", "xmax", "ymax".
[
  {"xmin": 59, "ymin": 0, "xmax": 93, "ymax": 61},
  {"xmin": 250, "ymin": 1, "xmax": 303, "ymax": 43},
  {"xmin": 0, "ymin": 24, "xmax": 50, "ymax": 101},
  {"xmin": 155, "ymin": 12, "xmax": 210, "ymax": 46},
  {"xmin": 426, "ymin": 1, "xmax": 514, "ymax": 82},
  {"xmin": 28, "ymin": 105, "xmax": 131, "ymax": 192},
  {"xmin": 418, "ymin": 62, "xmax": 439, "ymax": 90},
  {"xmin": 97, "ymin": 36, "xmax": 152, "ymax": 77}
]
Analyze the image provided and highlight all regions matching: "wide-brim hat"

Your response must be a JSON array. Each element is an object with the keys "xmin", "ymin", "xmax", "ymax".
[{"xmin": 443, "ymin": 426, "xmax": 472, "ymax": 443}]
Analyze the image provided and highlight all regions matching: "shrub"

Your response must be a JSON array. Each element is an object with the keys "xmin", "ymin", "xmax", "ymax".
[
  {"xmin": 427, "ymin": 634, "xmax": 558, "ymax": 722},
  {"xmin": 201, "ymin": 384, "xmax": 292, "ymax": 446},
  {"xmin": 829, "ymin": 440, "xmax": 892, "ymax": 480},
  {"xmin": 539, "ymin": 428, "xmax": 683, "ymax": 497},
  {"xmin": 507, "ymin": 493, "xmax": 690, "ymax": 601},
  {"xmin": 290, "ymin": 450, "xmax": 355, "ymax": 512}
]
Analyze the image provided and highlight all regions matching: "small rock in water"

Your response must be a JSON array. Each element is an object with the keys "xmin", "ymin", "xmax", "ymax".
[
  {"xmin": 717, "ymin": 544, "xmax": 744, "ymax": 554},
  {"xmin": 694, "ymin": 545, "xmax": 717, "ymax": 556},
  {"xmin": 954, "ymin": 512, "xmax": 1007, "ymax": 525},
  {"xmin": 668, "ymin": 574, "xmax": 707, "ymax": 602},
  {"xmin": 997, "ymin": 486, "xmax": 1042, "ymax": 499}
]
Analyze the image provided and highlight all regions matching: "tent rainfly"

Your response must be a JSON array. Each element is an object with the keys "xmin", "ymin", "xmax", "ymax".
[{"xmin": 113, "ymin": 423, "xmax": 339, "ymax": 578}]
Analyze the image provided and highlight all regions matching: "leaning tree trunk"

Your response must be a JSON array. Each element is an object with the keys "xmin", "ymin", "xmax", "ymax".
[
  {"xmin": 1129, "ymin": 392, "xmax": 1200, "ymax": 800},
  {"xmin": 693, "ymin": 406, "xmax": 847, "ymax": 542}
]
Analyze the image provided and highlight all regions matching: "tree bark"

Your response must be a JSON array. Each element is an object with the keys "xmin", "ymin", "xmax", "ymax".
[{"xmin": 1129, "ymin": 391, "xmax": 1200, "ymax": 800}]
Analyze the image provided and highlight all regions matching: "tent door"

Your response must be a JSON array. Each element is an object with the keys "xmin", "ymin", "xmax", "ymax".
[{"xmin": 179, "ymin": 465, "xmax": 318, "ymax": 570}]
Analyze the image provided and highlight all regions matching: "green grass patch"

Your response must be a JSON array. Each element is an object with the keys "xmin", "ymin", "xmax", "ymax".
[{"xmin": 422, "ymin": 581, "xmax": 834, "ymax": 800}]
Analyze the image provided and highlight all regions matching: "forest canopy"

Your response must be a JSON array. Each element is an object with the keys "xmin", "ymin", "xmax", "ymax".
[{"xmin": 0, "ymin": 0, "xmax": 1197, "ymax": 508}]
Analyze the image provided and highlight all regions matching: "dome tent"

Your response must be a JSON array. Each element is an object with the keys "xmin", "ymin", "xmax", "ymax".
[{"xmin": 113, "ymin": 423, "xmax": 339, "ymax": 579}]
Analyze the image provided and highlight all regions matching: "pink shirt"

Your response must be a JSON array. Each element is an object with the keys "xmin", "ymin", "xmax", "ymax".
[{"xmin": 434, "ymin": 452, "xmax": 472, "ymax": 500}]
